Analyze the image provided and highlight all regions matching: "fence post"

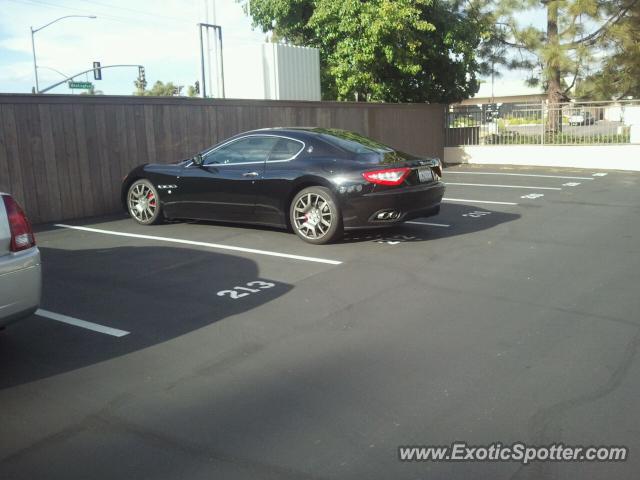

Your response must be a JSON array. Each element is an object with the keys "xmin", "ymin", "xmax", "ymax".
[
  {"xmin": 541, "ymin": 101, "xmax": 545, "ymax": 145},
  {"xmin": 444, "ymin": 106, "xmax": 448, "ymax": 148}
]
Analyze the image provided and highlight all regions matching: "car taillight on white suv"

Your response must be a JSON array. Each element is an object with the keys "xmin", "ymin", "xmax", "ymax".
[{"xmin": 2, "ymin": 195, "xmax": 36, "ymax": 252}]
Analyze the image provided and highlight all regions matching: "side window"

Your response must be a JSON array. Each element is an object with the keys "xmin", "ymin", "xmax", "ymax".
[
  {"xmin": 203, "ymin": 136, "xmax": 279, "ymax": 165},
  {"xmin": 268, "ymin": 138, "xmax": 304, "ymax": 162}
]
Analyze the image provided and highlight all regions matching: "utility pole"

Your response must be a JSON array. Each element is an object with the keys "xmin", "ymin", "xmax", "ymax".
[
  {"xmin": 198, "ymin": 23, "xmax": 225, "ymax": 99},
  {"xmin": 200, "ymin": 0, "xmax": 225, "ymax": 98},
  {"xmin": 199, "ymin": 25, "xmax": 207, "ymax": 98}
]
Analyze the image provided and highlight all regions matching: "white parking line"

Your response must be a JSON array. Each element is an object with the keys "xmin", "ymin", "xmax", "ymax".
[
  {"xmin": 405, "ymin": 221, "xmax": 451, "ymax": 228},
  {"xmin": 404, "ymin": 221, "xmax": 451, "ymax": 228},
  {"xmin": 446, "ymin": 171, "xmax": 594, "ymax": 180},
  {"xmin": 443, "ymin": 197, "xmax": 519, "ymax": 206},
  {"xmin": 447, "ymin": 182, "xmax": 561, "ymax": 190},
  {"xmin": 36, "ymin": 309, "xmax": 130, "ymax": 337},
  {"xmin": 55, "ymin": 224, "xmax": 343, "ymax": 266}
]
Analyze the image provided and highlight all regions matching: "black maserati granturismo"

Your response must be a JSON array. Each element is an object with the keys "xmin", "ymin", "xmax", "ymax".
[{"xmin": 122, "ymin": 128, "xmax": 445, "ymax": 244}]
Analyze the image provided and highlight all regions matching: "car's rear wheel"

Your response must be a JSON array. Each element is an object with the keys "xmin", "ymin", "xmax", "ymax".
[
  {"xmin": 290, "ymin": 186, "xmax": 342, "ymax": 244},
  {"xmin": 127, "ymin": 179, "xmax": 163, "ymax": 225}
]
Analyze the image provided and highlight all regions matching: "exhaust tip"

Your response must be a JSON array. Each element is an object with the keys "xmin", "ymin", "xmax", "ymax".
[{"xmin": 375, "ymin": 210, "xmax": 400, "ymax": 221}]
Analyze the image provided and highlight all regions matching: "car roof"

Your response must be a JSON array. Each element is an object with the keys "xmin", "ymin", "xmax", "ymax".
[
  {"xmin": 242, "ymin": 127, "xmax": 368, "ymax": 141},
  {"xmin": 239, "ymin": 127, "xmax": 319, "ymax": 140},
  {"xmin": 237, "ymin": 127, "xmax": 402, "ymax": 154}
]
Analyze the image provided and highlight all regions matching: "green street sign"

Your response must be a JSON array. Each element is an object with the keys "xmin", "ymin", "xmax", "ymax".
[{"xmin": 68, "ymin": 81, "xmax": 93, "ymax": 89}]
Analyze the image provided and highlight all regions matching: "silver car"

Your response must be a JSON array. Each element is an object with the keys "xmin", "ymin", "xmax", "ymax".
[{"xmin": 0, "ymin": 193, "xmax": 41, "ymax": 328}]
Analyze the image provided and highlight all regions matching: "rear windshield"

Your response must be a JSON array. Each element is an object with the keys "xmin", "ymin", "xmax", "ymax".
[{"xmin": 315, "ymin": 129, "xmax": 394, "ymax": 154}]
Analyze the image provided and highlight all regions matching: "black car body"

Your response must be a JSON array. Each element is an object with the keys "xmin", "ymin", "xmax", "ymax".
[{"xmin": 122, "ymin": 128, "xmax": 445, "ymax": 243}]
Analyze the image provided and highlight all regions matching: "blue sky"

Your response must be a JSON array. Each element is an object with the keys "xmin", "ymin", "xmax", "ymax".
[{"xmin": 0, "ymin": 0, "xmax": 547, "ymax": 97}]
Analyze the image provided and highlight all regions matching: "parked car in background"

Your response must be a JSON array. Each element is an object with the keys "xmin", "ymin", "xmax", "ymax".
[
  {"xmin": 122, "ymin": 128, "xmax": 446, "ymax": 244},
  {"xmin": 0, "ymin": 193, "xmax": 41, "ymax": 328},
  {"xmin": 569, "ymin": 111, "xmax": 595, "ymax": 126}
]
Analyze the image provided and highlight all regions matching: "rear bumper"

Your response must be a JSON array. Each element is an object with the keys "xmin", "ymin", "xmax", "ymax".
[
  {"xmin": 341, "ymin": 181, "xmax": 446, "ymax": 230},
  {"xmin": 0, "ymin": 247, "xmax": 42, "ymax": 327}
]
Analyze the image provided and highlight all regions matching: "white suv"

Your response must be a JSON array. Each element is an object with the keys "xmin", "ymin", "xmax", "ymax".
[
  {"xmin": 569, "ymin": 111, "xmax": 595, "ymax": 126},
  {"xmin": 0, "ymin": 193, "xmax": 41, "ymax": 328}
]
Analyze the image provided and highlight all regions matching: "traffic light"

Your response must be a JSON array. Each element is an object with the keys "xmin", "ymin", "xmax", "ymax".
[
  {"xmin": 93, "ymin": 61, "xmax": 102, "ymax": 80},
  {"xmin": 194, "ymin": 81, "xmax": 200, "ymax": 95},
  {"xmin": 137, "ymin": 65, "xmax": 147, "ymax": 90}
]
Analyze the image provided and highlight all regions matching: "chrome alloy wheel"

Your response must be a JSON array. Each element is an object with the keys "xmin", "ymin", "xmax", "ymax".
[
  {"xmin": 293, "ymin": 192, "xmax": 333, "ymax": 240},
  {"xmin": 128, "ymin": 182, "xmax": 157, "ymax": 223}
]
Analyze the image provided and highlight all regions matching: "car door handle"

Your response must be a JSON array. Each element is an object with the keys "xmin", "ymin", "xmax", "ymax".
[{"xmin": 243, "ymin": 171, "xmax": 259, "ymax": 177}]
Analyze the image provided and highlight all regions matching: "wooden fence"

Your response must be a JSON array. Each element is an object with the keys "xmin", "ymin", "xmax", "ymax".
[{"xmin": 0, "ymin": 94, "xmax": 445, "ymax": 224}]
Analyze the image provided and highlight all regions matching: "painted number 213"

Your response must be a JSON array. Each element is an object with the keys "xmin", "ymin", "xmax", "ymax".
[{"xmin": 217, "ymin": 280, "xmax": 276, "ymax": 300}]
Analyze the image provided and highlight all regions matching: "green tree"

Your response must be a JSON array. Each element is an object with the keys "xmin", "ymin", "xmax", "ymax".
[
  {"xmin": 484, "ymin": 0, "xmax": 639, "ymax": 128},
  {"xmin": 477, "ymin": 27, "xmax": 509, "ymax": 100},
  {"xmin": 133, "ymin": 76, "xmax": 147, "ymax": 96},
  {"xmin": 576, "ymin": 1, "xmax": 640, "ymax": 100},
  {"xmin": 79, "ymin": 85, "xmax": 104, "ymax": 96},
  {"xmin": 133, "ymin": 80, "xmax": 183, "ymax": 96},
  {"xmin": 244, "ymin": 0, "xmax": 487, "ymax": 103}
]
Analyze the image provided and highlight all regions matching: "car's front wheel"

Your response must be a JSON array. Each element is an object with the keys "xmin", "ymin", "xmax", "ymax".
[
  {"xmin": 127, "ymin": 179, "xmax": 163, "ymax": 225},
  {"xmin": 290, "ymin": 186, "xmax": 343, "ymax": 245}
]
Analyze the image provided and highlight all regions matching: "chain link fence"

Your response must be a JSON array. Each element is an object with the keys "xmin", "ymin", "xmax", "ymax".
[{"xmin": 445, "ymin": 100, "xmax": 640, "ymax": 146}]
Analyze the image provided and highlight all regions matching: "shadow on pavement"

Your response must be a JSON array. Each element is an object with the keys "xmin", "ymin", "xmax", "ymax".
[
  {"xmin": 342, "ymin": 203, "xmax": 521, "ymax": 244},
  {"xmin": 0, "ymin": 246, "xmax": 292, "ymax": 390}
]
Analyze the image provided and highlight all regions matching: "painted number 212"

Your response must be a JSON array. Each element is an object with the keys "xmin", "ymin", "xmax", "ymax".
[{"xmin": 217, "ymin": 280, "xmax": 276, "ymax": 300}]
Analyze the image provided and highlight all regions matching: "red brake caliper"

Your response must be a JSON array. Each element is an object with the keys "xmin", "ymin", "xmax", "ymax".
[{"xmin": 147, "ymin": 192, "xmax": 156, "ymax": 206}]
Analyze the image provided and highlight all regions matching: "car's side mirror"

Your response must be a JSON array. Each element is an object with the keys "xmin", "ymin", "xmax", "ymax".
[{"xmin": 192, "ymin": 153, "xmax": 204, "ymax": 166}]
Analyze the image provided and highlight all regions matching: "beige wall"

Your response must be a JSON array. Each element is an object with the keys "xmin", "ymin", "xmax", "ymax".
[{"xmin": 445, "ymin": 145, "xmax": 640, "ymax": 171}]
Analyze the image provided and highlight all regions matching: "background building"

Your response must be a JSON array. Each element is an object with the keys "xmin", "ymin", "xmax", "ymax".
[{"xmin": 222, "ymin": 43, "xmax": 321, "ymax": 101}]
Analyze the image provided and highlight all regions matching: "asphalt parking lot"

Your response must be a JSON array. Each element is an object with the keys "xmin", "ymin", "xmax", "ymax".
[{"xmin": 1, "ymin": 164, "xmax": 639, "ymax": 480}]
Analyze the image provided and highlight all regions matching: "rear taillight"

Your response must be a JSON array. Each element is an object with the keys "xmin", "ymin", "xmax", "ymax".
[
  {"xmin": 362, "ymin": 167, "xmax": 411, "ymax": 186},
  {"xmin": 2, "ymin": 195, "xmax": 36, "ymax": 252}
]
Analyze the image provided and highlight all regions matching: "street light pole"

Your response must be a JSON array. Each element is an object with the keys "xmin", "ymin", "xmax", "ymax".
[
  {"xmin": 30, "ymin": 26, "xmax": 39, "ymax": 93},
  {"xmin": 38, "ymin": 64, "xmax": 144, "ymax": 94},
  {"xmin": 30, "ymin": 15, "xmax": 96, "ymax": 94}
]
